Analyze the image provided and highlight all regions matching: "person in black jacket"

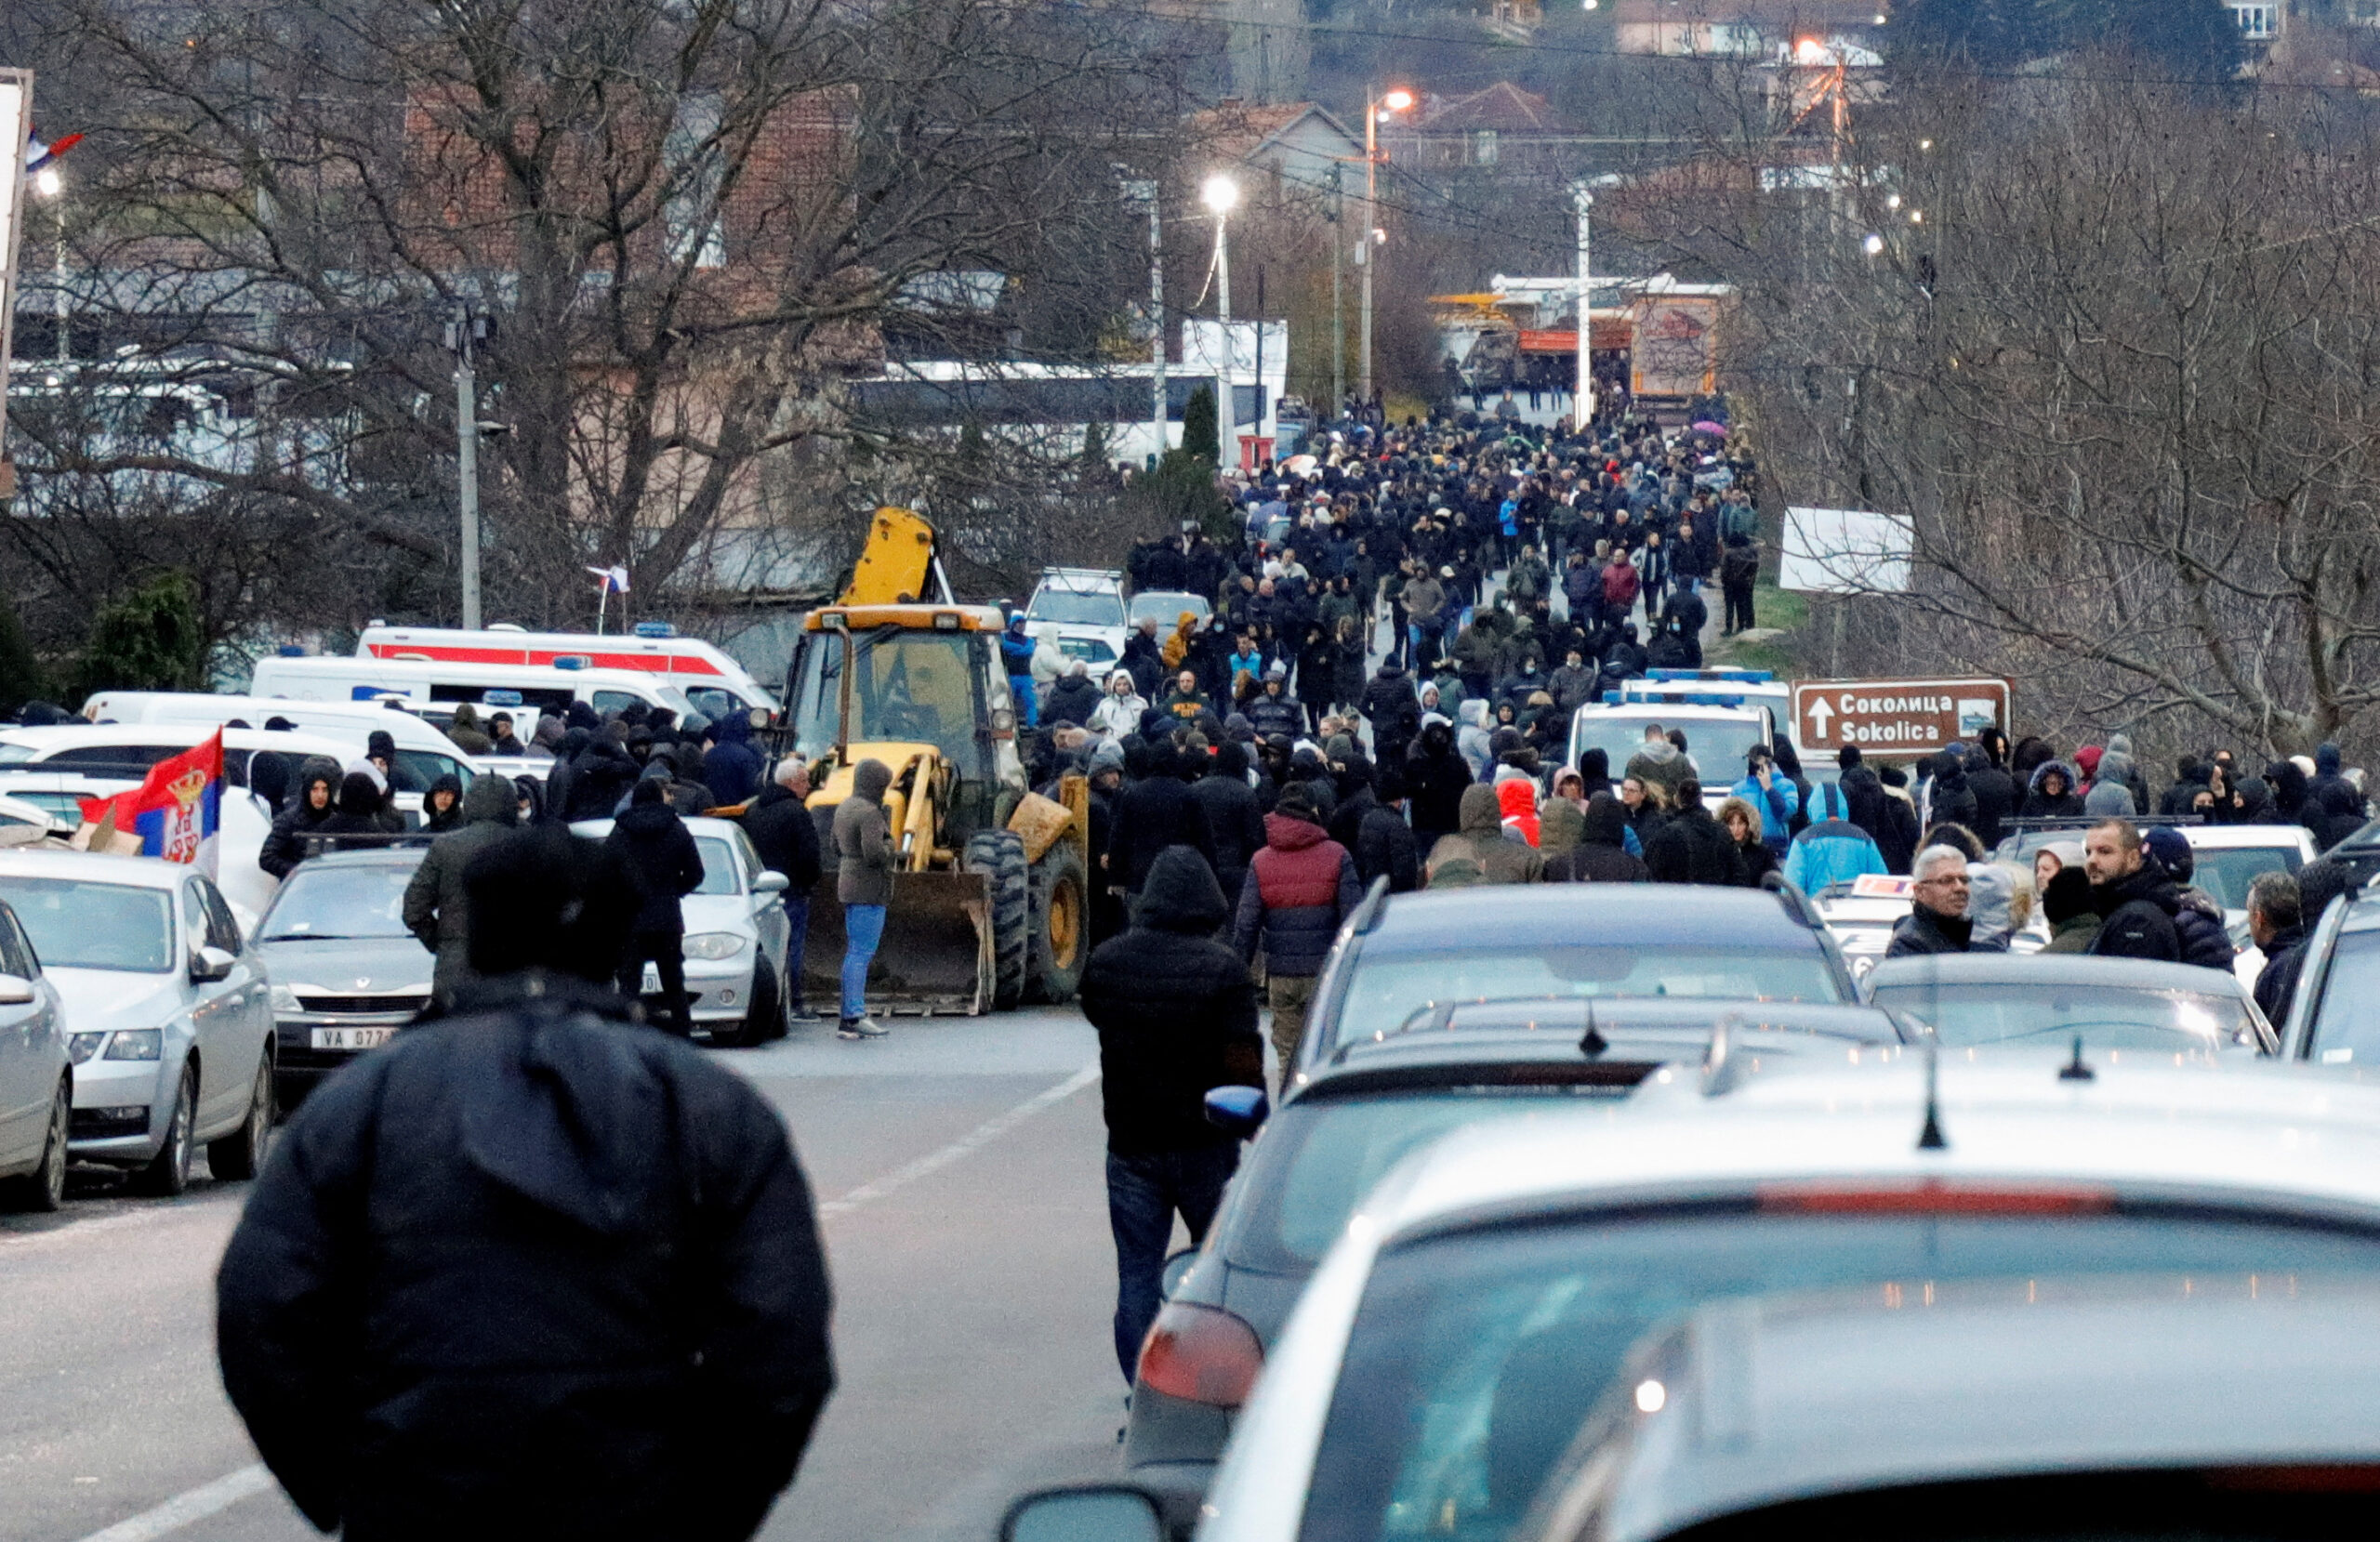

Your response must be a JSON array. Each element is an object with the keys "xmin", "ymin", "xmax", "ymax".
[
  {"xmin": 1644, "ymin": 782, "xmax": 1744, "ymax": 886},
  {"xmin": 217, "ymin": 824, "xmax": 833, "ymax": 1542},
  {"xmin": 1358, "ymin": 766, "xmax": 1421, "ymax": 893},
  {"xmin": 1078, "ymin": 846, "xmax": 1263, "ymax": 1382},
  {"xmin": 605, "ymin": 780, "xmax": 707, "ymax": 1035},
  {"xmin": 2248, "ymin": 871, "xmax": 2307, "ymax": 1028},
  {"xmin": 1404, "ymin": 716, "xmax": 1472, "ymax": 852},
  {"xmin": 1887, "ymin": 845, "xmax": 1975, "ymax": 956},
  {"xmin": 1545, "ymin": 793, "xmax": 1650, "ymax": 882},
  {"xmin": 566, "ymin": 735, "xmax": 641, "ymax": 823},
  {"xmin": 317, "ymin": 771, "xmax": 396, "ymax": 850},
  {"xmin": 1105, "ymin": 743, "xmax": 1218, "ymax": 906},
  {"xmin": 2082, "ymin": 818, "xmax": 2182, "ymax": 962},
  {"xmin": 744, "ymin": 758, "xmax": 825, "ymax": 1019},
  {"xmin": 259, "ymin": 758, "xmax": 340, "ymax": 879},
  {"xmin": 2140, "ymin": 826, "xmax": 2241, "ymax": 974},
  {"xmin": 1964, "ymin": 741, "xmax": 2017, "ymax": 851},
  {"xmin": 1190, "ymin": 740, "xmax": 1268, "ymax": 913}
]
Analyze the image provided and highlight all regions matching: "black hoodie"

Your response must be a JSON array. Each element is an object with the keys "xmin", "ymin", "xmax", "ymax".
[
  {"xmin": 1078, "ymin": 847, "xmax": 1263, "ymax": 1156},
  {"xmin": 606, "ymin": 785, "xmax": 707, "ymax": 934},
  {"xmin": 1546, "ymin": 794, "xmax": 1649, "ymax": 883},
  {"xmin": 1406, "ymin": 718, "xmax": 1474, "ymax": 849}
]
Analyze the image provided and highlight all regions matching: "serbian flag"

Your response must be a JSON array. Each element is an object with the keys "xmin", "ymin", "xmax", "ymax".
[
  {"xmin": 75, "ymin": 730, "xmax": 223, "ymax": 877},
  {"xmin": 26, "ymin": 130, "xmax": 81, "ymax": 177}
]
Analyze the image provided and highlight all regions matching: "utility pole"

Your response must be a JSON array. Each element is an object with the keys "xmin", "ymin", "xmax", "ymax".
[
  {"xmin": 1359, "ymin": 87, "xmax": 1414, "ymax": 410},
  {"xmin": 1573, "ymin": 182, "xmax": 1593, "ymax": 431},
  {"xmin": 1204, "ymin": 175, "xmax": 1240, "ymax": 476},
  {"xmin": 1329, "ymin": 163, "xmax": 1345, "ymax": 414},
  {"xmin": 1120, "ymin": 177, "xmax": 1164, "ymax": 465},
  {"xmin": 443, "ymin": 304, "xmax": 490, "ymax": 629}
]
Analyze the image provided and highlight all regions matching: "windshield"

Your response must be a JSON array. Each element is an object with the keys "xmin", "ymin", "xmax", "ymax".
[
  {"xmin": 1329, "ymin": 945, "xmax": 1842, "ymax": 1050},
  {"xmin": 1870, "ymin": 982, "xmax": 2264, "ymax": 1053},
  {"xmin": 2188, "ymin": 844, "xmax": 2301, "ymax": 912},
  {"xmin": 789, "ymin": 628, "xmax": 987, "ymax": 771},
  {"xmin": 1128, "ymin": 592, "xmax": 1211, "ymax": 627},
  {"xmin": 1229, "ymin": 1091, "xmax": 1625, "ymax": 1275},
  {"xmin": 390, "ymin": 749, "xmax": 471, "ymax": 797},
  {"xmin": 1570, "ymin": 716, "xmax": 1768, "ymax": 786},
  {"xmin": 694, "ymin": 837, "xmax": 741, "ymax": 895},
  {"xmin": 2308, "ymin": 929, "xmax": 2380, "ymax": 1064},
  {"xmin": 260, "ymin": 863, "xmax": 421, "ymax": 941},
  {"xmin": 1028, "ymin": 590, "xmax": 1126, "ymax": 627},
  {"xmin": 0, "ymin": 876, "xmax": 175, "ymax": 972},
  {"xmin": 1301, "ymin": 1213, "xmax": 2380, "ymax": 1542}
]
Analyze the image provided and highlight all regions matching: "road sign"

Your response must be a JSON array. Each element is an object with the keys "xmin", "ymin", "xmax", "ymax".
[{"xmin": 1792, "ymin": 678, "xmax": 2010, "ymax": 756}]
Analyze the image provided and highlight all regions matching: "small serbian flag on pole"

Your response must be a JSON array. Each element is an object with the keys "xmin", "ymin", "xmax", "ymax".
[
  {"xmin": 75, "ymin": 730, "xmax": 224, "ymax": 878},
  {"xmin": 587, "ymin": 563, "xmax": 629, "ymax": 594},
  {"xmin": 26, "ymin": 129, "xmax": 81, "ymax": 178}
]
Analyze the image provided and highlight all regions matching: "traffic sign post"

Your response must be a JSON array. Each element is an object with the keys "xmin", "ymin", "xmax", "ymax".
[{"xmin": 1792, "ymin": 678, "xmax": 2010, "ymax": 757}]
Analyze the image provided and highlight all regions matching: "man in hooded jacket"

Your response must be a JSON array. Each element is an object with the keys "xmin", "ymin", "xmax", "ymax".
[
  {"xmin": 260, "ymin": 758, "xmax": 342, "ymax": 879},
  {"xmin": 605, "ymin": 780, "xmax": 707, "ymax": 1035},
  {"xmin": 1545, "ymin": 794, "xmax": 1649, "ymax": 882},
  {"xmin": 1405, "ymin": 716, "xmax": 1473, "ymax": 852},
  {"xmin": 1424, "ymin": 784, "xmax": 1544, "ymax": 888},
  {"xmin": 1079, "ymin": 846, "xmax": 1263, "ymax": 1382},
  {"xmin": 2083, "ymin": 818, "xmax": 2183, "ymax": 962},
  {"xmin": 1234, "ymin": 785, "xmax": 1362, "ymax": 1071},
  {"xmin": 1643, "ymin": 782, "xmax": 1744, "ymax": 887},
  {"xmin": 744, "ymin": 758, "xmax": 824, "ymax": 1019},
  {"xmin": 217, "ymin": 825, "xmax": 833, "ymax": 1542},
  {"xmin": 403, "ymin": 774, "xmax": 522, "ymax": 1008},
  {"xmin": 702, "ymin": 712, "xmax": 762, "ymax": 806}
]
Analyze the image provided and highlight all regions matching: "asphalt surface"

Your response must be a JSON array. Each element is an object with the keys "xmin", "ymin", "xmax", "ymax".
[{"xmin": 0, "ymin": 1007, "xmax": 1129, "ymax": 1542}]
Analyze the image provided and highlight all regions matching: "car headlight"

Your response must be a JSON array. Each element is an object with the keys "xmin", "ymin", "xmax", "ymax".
[
  {"xmin": 103, "ymin": 1029, "xmax": 163, "ymax": 1061},
  {"xmin": 271, "ymin": 982, "xmax": 301, "ymax": 1013},
  {"xmin": 683, "ymin": 931, "xmax": 748, "ymax": 961},
  {"xmin": 68, "ymin": 1032, "xmax": 107, "ymax": 1064}
]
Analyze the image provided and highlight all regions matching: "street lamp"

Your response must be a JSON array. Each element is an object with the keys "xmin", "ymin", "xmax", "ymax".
[
  {"xmin": 1202, "ymin": 174, "xmax": 1240, "ymax": 475},
  {"xmin": 1359, "ymin": 86, "xmax": 1415, "ymax": 410},
  {"xmin": 33, "ymin": 167, "xmax": 64, "ymax": 365}
]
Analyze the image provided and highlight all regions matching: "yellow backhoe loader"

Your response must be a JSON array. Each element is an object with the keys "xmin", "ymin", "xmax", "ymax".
[{"xmin": 782, "ymin": 507, "xmax": 1090, "ymax": 1014}]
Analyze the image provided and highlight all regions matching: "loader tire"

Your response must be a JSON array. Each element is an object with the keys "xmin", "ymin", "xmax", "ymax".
[
  {"xmin": 965, "ymin": 829, "xmax": 1030, "ymax": 1010},
  {"xmin": 1025, "ymin": 845, "xmax": 1090, "ymax": 1006}
]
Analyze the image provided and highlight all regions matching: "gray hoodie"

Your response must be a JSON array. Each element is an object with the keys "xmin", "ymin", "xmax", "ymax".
[{"xmin": 834, "ymin": 759, "xmax": 896, "ymax": 905}]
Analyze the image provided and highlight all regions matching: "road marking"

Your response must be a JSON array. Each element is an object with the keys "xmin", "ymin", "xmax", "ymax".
[
  {"xmin": 54, "ymin": 1068, "xmax": 1101, "ymax": 1542},
  {"xmin": 69, "ymin": 1464, "xmax": 272, "ymax": 1542},
  {"xmin": 818, "ymin": 1061, "xmax": 1100, "ymax": 1219}
]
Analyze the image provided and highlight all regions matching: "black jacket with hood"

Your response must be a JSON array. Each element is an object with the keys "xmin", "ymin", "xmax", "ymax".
[
  {"xmin": 743, "ymin": 781, "xmax": 824, "ymax": 892},
  {"xmin": 260, "ymin": 758, "xmax": 342, "ymax": 879},
  {"xmin": 605, "ymin": 784, "xmax": 707, "ymax": 934},
  {"xmin": 2088, "ymin": 863, "xmax": 2184, "ymax": 962},
  {"xmin": 1644, "ymin": 803, "xmax": 1745, "ymax": 887},
  {"xmin": 217, "ymin": 971, "xmax": 833, "ymax": 1542},
  {"xmin": 1546, "ymin": 795, "xmax": 1650, "ymax": 882},
  {"xmin": 1404, "ymin": 718, "xmax": 1473, "ymax": 849},
  {"xmin": 1078, "ymin": 848, "xmax": 1263, "ymax": 1156}
]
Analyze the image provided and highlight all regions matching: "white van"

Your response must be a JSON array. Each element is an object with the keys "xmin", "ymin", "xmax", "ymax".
[
  {"xmin": 83, "ymin": 692, "xmax": 475, "ymax": 784},
  {"xmin": 357, "ymin": 623, "xmax": 778, "ymax": 718},
  {"xmin": 248, "ymin": 654, "xmax": 704, "ymax": 723}
]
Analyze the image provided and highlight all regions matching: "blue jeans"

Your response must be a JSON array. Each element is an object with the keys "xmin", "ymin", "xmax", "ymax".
[
  {"xmin": 1106, "ymin": 1144, "xmax": 1240, "ymax": 1382},
  {"xmin": 781, "ymin": 893, "xmax": 810, "ymax": 1010},
  {"xmin": 841, "ymin": 903, "xmax": 885, "ymax": 1021}
]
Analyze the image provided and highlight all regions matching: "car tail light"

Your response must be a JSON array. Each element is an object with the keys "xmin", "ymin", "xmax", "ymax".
[
  {"xmin": 1758, "ymin": 1179, "xmax": 2115, "ymax": 1216},
  {"xmin": 1136, "ymin": 1301, "xmax": 1263, "ymax": 1408}
]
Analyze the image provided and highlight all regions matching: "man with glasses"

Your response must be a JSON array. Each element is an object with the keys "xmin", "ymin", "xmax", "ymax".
[{"xmin": 1888, "ymin": 844, "xmax": 1976, "ymax": 956}]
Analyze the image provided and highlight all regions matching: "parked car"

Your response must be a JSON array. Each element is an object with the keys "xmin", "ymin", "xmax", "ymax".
[
  {"xmin": 1294, "ymin": 885, "xmax": 1858, "ymax": 1080},
  {"xmin": 1023, "ymin": 567, "xmax": 1130, "ymax": 671},
  {"xmin": 1006, "ymin": 1057, "xmax": 2380, "ymax": 1542},
  {"xmin": 2278, "ymin": 883, "xmax": 2380, "ymax": 1066},
  {"xmin": 0, "ymin": 895, "xmax": 71, "ymax": 1211},
  {"xmin": 1123, "ymin": 999, "xmax": 1914, "ymax": 1514},
  {"xmin": 252, "ymin": 849, "xmax": 433, "ymax": 1107},
  {"xmin": 0, "ymin": 850, "xmax": 278, "ymax": 1195},
  {"xmin": 1863, "ymin": 953, "xmax": 2273, "ymax": 1057},
  {"xmin": 1518, "ymin": 1285, "xmax": 2380, "ymax": 1542},
  {"xmin": 569, "ymin": 816, "xmax": 794, "ymax": 1046}
]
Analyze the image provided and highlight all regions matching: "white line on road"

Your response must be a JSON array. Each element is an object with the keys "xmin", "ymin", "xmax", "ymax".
[
  {"xmin": 818, "ymin": 1061, "xmax": 1100, "ymax": 1219},
  {"xmin": 68, "ymin": 1464, "xmax": 273, "ymax": 1542},
  {"xmin": 53, "ymin": 1064, "xmax": 1101, "ymax": 1542}
]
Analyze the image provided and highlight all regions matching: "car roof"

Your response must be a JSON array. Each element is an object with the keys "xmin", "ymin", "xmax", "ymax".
[
  {"xmin": 1359, "ymin": 885, "xmax": 1823, "ymax": 953},
  {"xmin": 89, "ymin": 692, "xmax": 459, "ymax": 739},
  {"xmin": 274, "ymin": 848, "xmax": 427, "ymax": 873},
  {"xmin": 1564, "ymin": 1285, "xmax": 2380, "ymax": 1542},
  {"xmin": 0, "ymin": 848, "xmax": 192, "ymax": 890},
  {"xmin": 1572, "ymin": 704, "xmax": 1765, "ymax": 723},
  {"xmin": 1864, "ymin": 953, "xmax": 2253, "ymax": 997},
  {"xmin": 1355, "ymin": 1060, "xmax": 2380, "ymax": 1252},
  {"xmin": 0, "ymin": 724, "xmax": 354, "ymax": 757},
  {"xmin": 568, "ymin": 816, "xmax": 744, "ymax": 840}
]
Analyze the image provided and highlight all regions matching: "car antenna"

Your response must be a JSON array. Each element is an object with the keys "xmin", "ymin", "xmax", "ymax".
[
  {"xmin": 1580, "ymin": 1000, "xmax": 1607, "ymax": 1059},
  {"xmin": 1917, "ymin": 1036, "xmax": 1949, "ymax": 1151},
  {"xmin": 2058, "ymin": 1034, "xmax": 2096, "ymax": 1083}
]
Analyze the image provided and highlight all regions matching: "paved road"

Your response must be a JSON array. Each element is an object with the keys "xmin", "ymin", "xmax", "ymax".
[{"xmin": 0, "ymin": 1008, "xmax": 1130, "ymax": 1542}]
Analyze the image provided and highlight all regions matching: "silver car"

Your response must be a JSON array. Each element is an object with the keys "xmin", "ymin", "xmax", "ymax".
[
  {"xmin": 253, "ymin": 850, "xmax": 433, "ymax": 1107},
  {"xmin": 0, "ymin": 896, "xmax": 71, "ymax": 1210},
  {"xmin": 571, "ymin": 816, "xmax": 794, "ymax": 1047},
  {"xmin": 0, "ymin": 850, "xmax": 279, "ymax": 1196}
]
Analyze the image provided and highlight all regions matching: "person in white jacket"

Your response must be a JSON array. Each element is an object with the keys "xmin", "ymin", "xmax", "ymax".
[{"xmin": 1089, "ymin": 669, "xmax": 1148, "ymax": 739}]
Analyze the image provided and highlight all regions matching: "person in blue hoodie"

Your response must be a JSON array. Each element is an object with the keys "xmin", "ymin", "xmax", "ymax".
[
  {"xmin": 1783, "ymin": 780, "xmax": 1888, "ymax": 895},
  {"xmin": 1000, "ymin": 613, "xmax": 1038, "ymax": 726},
  {"xmin": 1729, "ymin": 744, "xmax": 1800, "ymax": 858},
  {"xmin": 700, "ymin": 709, "xmax": 763, "ymax": 805}
]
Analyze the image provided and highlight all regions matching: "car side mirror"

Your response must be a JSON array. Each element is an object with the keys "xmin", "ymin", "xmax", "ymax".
[
  {"xmin": 754, "ymin": 870, "xmax": 790, "ymax": 894},
  {"xmin": 1203, "ymin": 1085, "xmax": 1268, "ymax": 1139},
  {"xmin": 190, "ymin": 946, "xmax": 236, "ymax": 984},
  {"xmin": 0, "ymin": 973, "xmax": 34, "ymax": 1007},
  {"xmin": 1160, "ymin": 1247, "xmax": 1198, "ymax": 1300},
  {"xmin": 1000, "ymin": 1486, "xmax": 1164, "ymax": 1542}
]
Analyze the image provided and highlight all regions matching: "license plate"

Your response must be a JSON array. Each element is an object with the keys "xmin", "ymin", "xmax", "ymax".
[
  {"xmin": 310, "ymin": 1026, "xmax": 395, "ymax": 1052},
  {"xmin": 641, "ymin": 964, "xmax": 662, "ymax": 993}
]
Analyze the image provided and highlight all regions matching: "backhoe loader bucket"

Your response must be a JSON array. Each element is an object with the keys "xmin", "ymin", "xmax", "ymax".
[{"xmin": 800, "ymin": 869, "xmax": 994, "ymax": 1016}]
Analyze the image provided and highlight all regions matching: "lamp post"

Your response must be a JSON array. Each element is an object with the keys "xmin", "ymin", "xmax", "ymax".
[
  {"xmin": 1202, "ymin": 173, "xmax": 1239, "ymax": 475},
  {"xmin": 34, "ymin": 166, "xmax": 63, "ymax": 364},
  {"xmin": 1573, "ymin": 181, "xmax": 1593, "ymax": 430},
  {"xmin": 1119, "ymin": 176, "xmax": 1164, "ymax": 466},
  {"xmin": 1359, "ymin": 86, "xmax": 1413, "ymax": 411}
]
